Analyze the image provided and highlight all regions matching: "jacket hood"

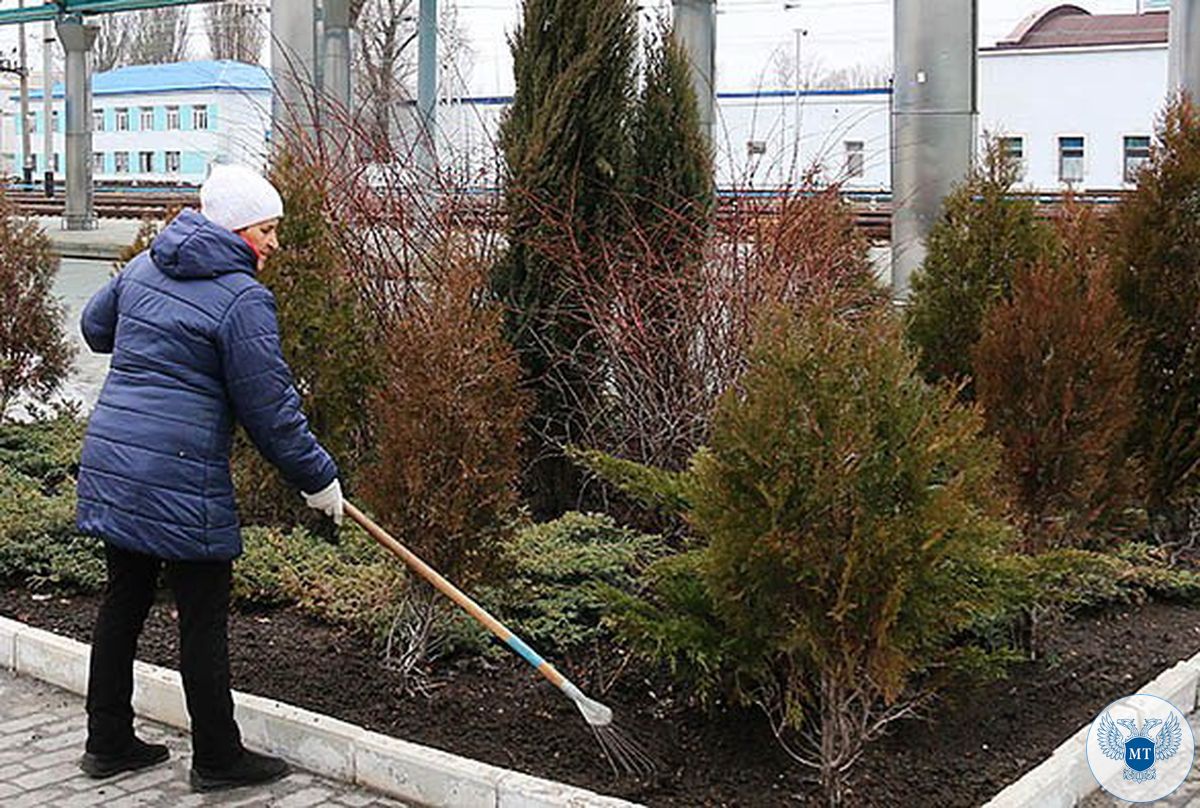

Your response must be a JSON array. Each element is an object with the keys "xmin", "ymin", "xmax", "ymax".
[{"xmin": 150, "ymin": 208, "xmax": 258, "ymax": 280}]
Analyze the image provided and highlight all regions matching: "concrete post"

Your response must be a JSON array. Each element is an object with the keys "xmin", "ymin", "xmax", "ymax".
[
  {"xmin": 321, "ymin": 0, "xmax": 352, "ymax": 114},
  {"xmin": 416, "ymin": 0, "xmax": 437, "ymax": 174},
  {"xmin": 271, "ymin": 0, "xmax": 318, "ymax": 143},
  {"xmin": 57, "ymin": 18, "xmax": 97, "ymax": 231},
  {"xmin": 890, "ymin": 0, "xmax": 978, "ymax": 298},
  {"xmin": 672, "ymin": 0, "xmax": 716, "ymax": 143},
  {"xmin": 1170, "ymin": 0, "xmax": 1200, "ymax": 98}
]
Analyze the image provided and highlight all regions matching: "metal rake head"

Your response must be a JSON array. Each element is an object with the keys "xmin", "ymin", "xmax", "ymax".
[
  {"xmin": 590, "ymin": 723, "xmax": 658, "ymax": 779},
  {"xmin": 563, "ymin": 683, "xmax": 656, "ymax": 777}
]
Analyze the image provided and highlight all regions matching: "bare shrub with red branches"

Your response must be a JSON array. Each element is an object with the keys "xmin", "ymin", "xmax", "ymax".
[{"xmin": 555, "ymin": 182, "xmax": 884, "ymax": 478}]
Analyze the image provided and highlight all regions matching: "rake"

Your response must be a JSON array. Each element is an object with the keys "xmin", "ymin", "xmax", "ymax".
[{"xmin": 343, "ymin": 501, "xmax": 655, "ymax": 777}]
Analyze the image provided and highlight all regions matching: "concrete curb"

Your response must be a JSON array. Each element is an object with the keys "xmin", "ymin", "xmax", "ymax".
[
  {"xmin": 983, "ymin": 648, "xmax": 1200, "ymax": 807},
  {"xmin": 0, "ymin": 615, "xmax": 642, "ymax": 808}
]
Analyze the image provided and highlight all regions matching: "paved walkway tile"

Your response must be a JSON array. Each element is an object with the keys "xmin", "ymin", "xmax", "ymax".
[{"xmin": 0, "ymin": 670, "xmax": 408, "ymax": 807}]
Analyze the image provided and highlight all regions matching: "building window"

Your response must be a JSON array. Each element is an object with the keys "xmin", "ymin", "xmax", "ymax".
[
  {"xmin": 166, "ymin": 105, "xmax": 179, "ymax": 130},
  {"xmin": 1124, "ymin": 136, "xmax": 1151, "ymax": 184},
  {"xmin": 51, "ymin": 110, "xmax": 59, "ymax": 132},
  {"xmin": 93, "ymin": 152, "xmax": 104, "ymax": 172},
  {"xmin": 138, "ymin": 151, "xmax": 153, "ymax": 173},
  {"xmin": 52, "ymin": 153, "xmax": 59, "ymax": 173},
  {"xmin": 93, "ymin": 109, "xmax": 104, "ymax": 132},
  {"xmin": 140, "ymin": 107, "xmax": 154, "ymax": 131},
  {"xmin": 165, "ymin": 151, "xmax": 180, "ymax": 174},
  {"xmin": 115, "ymin": 108, "xmax": 129, "ymax": 131},
  {"xmin": 114, "ymin": 151, "xmax": 129, "ymax": 173},
  {"xmin": 746, "ymin": 140, "xmax": 767, "ymax": 157},
  {"xmin": 1059, "ymin": 136, "xmax": 1085, "ymax": 184},
  {"xmin": 844, "ymin": 141, "xmax": 865, "ymax": 178},
  {"xmin": 1000, "ymin": 136, "xmax": 1025, "ymax": 180},
  {"xmin": 192, "ymin": 105, "xmax": 208, "ymax": 130}
]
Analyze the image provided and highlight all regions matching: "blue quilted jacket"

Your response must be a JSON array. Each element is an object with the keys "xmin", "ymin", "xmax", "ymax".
[{"xmin": 75, "ymin": 209, "xmax": 337, "ymax": 561}]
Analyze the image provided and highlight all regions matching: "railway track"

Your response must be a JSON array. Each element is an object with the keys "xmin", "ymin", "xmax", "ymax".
[
  {"xmin": 3, "ymin": 187, "xmax": 1124, "ymax": 242},
  {"xmin": 7, "ymin": 189, "xmax": 197, "ymax": 221}
]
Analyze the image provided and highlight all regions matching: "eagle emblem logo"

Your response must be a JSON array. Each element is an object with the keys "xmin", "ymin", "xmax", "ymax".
[{"xmin": 1096, "ymin": 711, "xmax": 1184, "ymax": 783}]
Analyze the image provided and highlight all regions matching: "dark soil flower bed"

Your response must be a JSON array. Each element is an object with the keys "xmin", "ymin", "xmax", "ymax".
[{"xmin": 2, "ymin": 586, "xmax": 1198, "ymax": 806}]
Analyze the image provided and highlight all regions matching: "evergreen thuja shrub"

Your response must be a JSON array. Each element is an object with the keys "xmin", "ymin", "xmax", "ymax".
[
  {"xmin": 363, "ymin": 245, "xmax": 530, "ymax": 581},
  {"xmin": 905, "ymin": 137, "xmax": 1055, "ymax": 394},
  {"xmin": 231, "ymin": 148, "xmax": 379, "ymax": 528},
  {"xmin": 360, "ymin": 244, "xmax": 531, "ymax": 679},
  {"xmin": 576, "ymin": 300, "xmax": 1017, "ymax": 804},
  {"xmin": 973, "ymin": 201, "xmax": 1141, "ymax": 551},
  {"xmin": 1111, "ymin": 95, "xmax": 1200, "ymax": 530},
  {"xmin": 0, "ymin": 191, "xmax": 73, "ymax": 421}
]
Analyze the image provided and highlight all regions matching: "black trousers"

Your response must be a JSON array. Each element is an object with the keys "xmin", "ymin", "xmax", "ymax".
[{"xmin": 85, "ymin": 543, "xmax": 243, "ymax": 769}]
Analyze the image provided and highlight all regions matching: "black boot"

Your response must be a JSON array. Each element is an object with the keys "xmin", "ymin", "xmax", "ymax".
[
  {"xmin": 79, "ymin": 737, "xmax": 169, "ymax": 778},
  {"xmin": 189, "ymin": 748, "xmax": 291, "ymax": 793}
]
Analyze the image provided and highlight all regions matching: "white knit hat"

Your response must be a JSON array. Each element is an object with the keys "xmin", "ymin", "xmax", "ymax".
[{"xmin": 200, "ymin": 163, "xmax": 284, "ymax": 233}]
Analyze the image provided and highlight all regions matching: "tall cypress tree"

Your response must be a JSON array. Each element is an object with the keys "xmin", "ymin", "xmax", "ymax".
[
  {"xmin": 631, "ymin": 21, "xmax": 713, "ymax": 264},
  {"xmin": 610, "ymin": 20, "xmax": 714, "ymax": 468},
  {"xmin": 495, "ymin": 0, "xmax": 637, "ymax": 517}
]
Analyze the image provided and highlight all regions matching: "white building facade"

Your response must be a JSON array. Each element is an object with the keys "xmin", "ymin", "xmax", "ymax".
[
  {"xmin": 434, "ymin": 87, "xmax": 893, "ymax": 195},
  {"xmin": 10, "ymin": 60, "xmax": 271, "ymax": 185},
  {"xmin": 713, "ymin": 88, "xmax": 891, "ymax": 193},
  {"xmin": 437, "ymin": 5, "xmax": 1169, "ymax": 197},
  {"xmin": 978, "ymin": 5, "xmax": 1167, "ymax": 191}
]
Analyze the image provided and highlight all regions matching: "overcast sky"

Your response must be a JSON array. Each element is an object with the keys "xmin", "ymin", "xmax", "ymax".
[{"xmin": 0, "ymin": 0, "xmax": 1152, "ymax": 96}]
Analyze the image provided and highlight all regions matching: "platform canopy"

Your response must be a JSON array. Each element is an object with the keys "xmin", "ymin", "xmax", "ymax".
[{"xmin": 0, "ymin": 0, "xmax": 214, "ymax": 26}]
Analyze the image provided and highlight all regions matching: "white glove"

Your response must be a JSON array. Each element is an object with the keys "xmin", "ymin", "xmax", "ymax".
[{"xmin": 302, "ymin": 478, "xmax": 344, "ymax": 526}]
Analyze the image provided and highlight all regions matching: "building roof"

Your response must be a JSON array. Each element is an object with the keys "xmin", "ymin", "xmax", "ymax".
[
  {"xmin": 24, "ymin": 60, "xmax": 270, "ymax": 100},
  {"xmin": 987, "ymin": 5, "xmax": 1168, "ymax": 51}
]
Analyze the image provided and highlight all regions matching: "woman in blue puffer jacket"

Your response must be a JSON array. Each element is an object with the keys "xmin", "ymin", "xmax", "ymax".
[{"xmin": 74, "ymin": 164, "xmax": 342, "ymax": 793}]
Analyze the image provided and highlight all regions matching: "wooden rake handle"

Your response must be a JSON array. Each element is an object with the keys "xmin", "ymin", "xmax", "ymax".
[{"xmin": 342, "ymin": 501, "xmax": 567, "ymax": 688}]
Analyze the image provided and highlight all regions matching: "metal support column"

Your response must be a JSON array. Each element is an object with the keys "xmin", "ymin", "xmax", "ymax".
[
  {"xmin": 18, "ymin": 1, "xmax": 32, "ymax": 185},
  {"xmin": 41, "ymin": 20, "xmax": 53, "ymax": 197},
  {"xmin": 1170, "ymin": 0, "xmax": 1200, "ymax": 98},
  {"xmin": 416, "ymin": 0, "xmax": 437, "ymax": 174},
  {"xmin": 271, "ymin": 0, "xmax": 318, "ymax": 143},
  {"xmin": 891, "ymin": 0, "xmax": 978, "ymax": 298},
  {"xmin": 672, "ymin": 0, "xmax": 716, "ymax": 143},
  {"xmin": 57, "ymin": 17, "xmax": 97, "ymax": 230}
]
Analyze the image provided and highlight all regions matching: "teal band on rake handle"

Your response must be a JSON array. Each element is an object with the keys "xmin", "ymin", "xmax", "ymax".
[{"xmin": 505, "ymin": 634, "xmax": 546, "ymax": 670}]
